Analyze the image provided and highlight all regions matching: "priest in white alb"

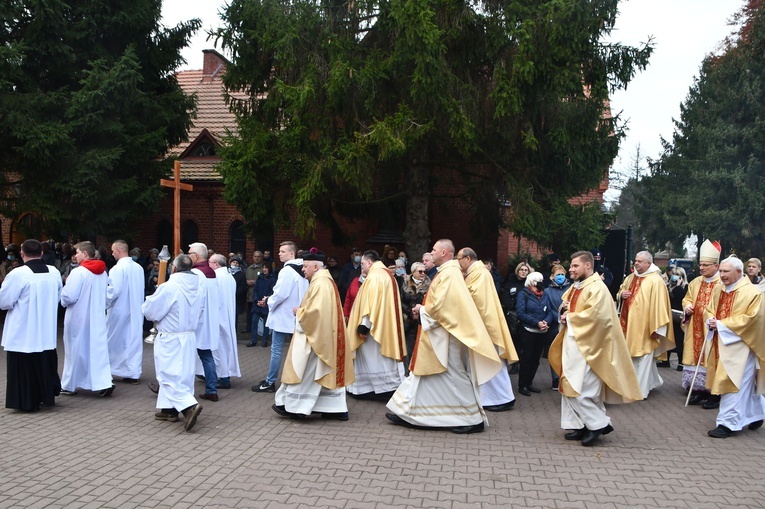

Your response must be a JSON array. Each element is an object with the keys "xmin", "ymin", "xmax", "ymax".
[
  {"xmin": 189, "ymin": 242, "xmax": 220, "ymax": 402},
  {"xmin": 106, "ymin": 240, "xmax": 146, "ymax": 384},
  {"xmin": 0, "ymin": 239, "xmax": 63, "ymax": 411},
  {"xmin": 457, "ymin": 247, "xmax": 518, "ymax": 412},
  {"xmin": 273, "ymin": 249, "xmax": 353, "ymax": 420},
  {"xmin": 549, "ymin": 251, "xmax": 642, "ymax": 446},
  {"xmin": 704, "ymin": 256, "xmax": 765, "ymax": 438},
  {"xmin": 386, "ymin": 239, "xmax": 501, "ymax": 434},
  {"xmin": 617, "ymin": 250, "xmax": 675, "ymax": 398},
  {"xmin": 346, "ymin": 250, "xmax": 406, "ymax": 401},
  {"xmin": 143, "ymin": 254, "xmax": 204, "ymax": 432},
  {"xmin": 60, "ymin": 241, "xmax": 114, "ymax": 397},
  {"xmin": 209, "ymin": 254, "xmax": 241, "ymax": 389}
]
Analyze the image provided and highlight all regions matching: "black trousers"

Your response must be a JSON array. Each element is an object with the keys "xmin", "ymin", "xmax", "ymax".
[{"xmin": 518, "ymin": 328, "xmax": 553, "ymax": 389}]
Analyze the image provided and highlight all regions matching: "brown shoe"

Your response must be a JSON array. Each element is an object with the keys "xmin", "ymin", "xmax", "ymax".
[
  {"xmin": 198, "ymin": 393, "xmax": 219, "ymax": 402},
  {"xmin": 155, "ymin": 409, "xmax": 179, "ymax": 422},
  {"xmin": 148, "ymin": 382, "xmax": 159, "ymax": 394},
  {"xmin": 182, "ymin": 404, "xmax": 203, "ymax": 431}
]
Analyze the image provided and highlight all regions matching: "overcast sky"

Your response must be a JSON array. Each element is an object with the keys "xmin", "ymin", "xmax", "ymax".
[{"xmin": 162, "ymin": 0, "xmax": 744, "ymax": 203}]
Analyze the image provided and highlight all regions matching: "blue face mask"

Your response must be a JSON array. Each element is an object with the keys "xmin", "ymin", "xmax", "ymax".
[
  {"xmin": 354, "ymin": 256, "xmax": 361, "ymax": 263},
  {"xmin": 670, "ymin": 275, "xmax": 679, "ymax": 282},
  {"xmin": 7, "ymin": 255, "xmax": 15, "ymax": 261},
  {"xmin": 229, "ymin": 266, "xmax": 241, "ymax": 274},
  {"xmin": 395, "ymin": 268, "xmax": 405, "ymax": 276},
  {"xmin": 554, "ymin": 274, "xmax": 566, "ymax": 285},
  {"xmin": 131, "ymin": 256, "xmax": 138, "ymax": 262}
]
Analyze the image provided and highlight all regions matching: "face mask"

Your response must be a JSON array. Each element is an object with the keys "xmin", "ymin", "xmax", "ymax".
[
  {"xmin": 354, "ymin": 256, "xmax": 361, "ymax": 263},
  {"xmin": 229, "ymin": 266, "xmax": 241, "ymax": 274},
  {"xmin": 554, "ymin": 274, "xmax": 566, "ymax": 285},
  {"xmin": 395, "ymin": 268, "xmax": 405, "ymax": 276},
  {"xmin": 535, "ymin": 282, "xmax": 545, "ymax": 292},
  {"xmin": 412, "ymin": 277, "xmax": 423, "ymax": 285},
  {"xmin": 670, "ymin": 275, "xmax": 679, "ymax": 282},
  {"xmin": 7, "ymin": 255, "xmax": 15, "ymax": 261},
  {"xmin": 131, "ymin": 256, "xmax": 139, "ymax": 262}
]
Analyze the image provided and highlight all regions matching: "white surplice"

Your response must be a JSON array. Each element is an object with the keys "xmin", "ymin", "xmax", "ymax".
[
  {"xmin": 105, "ymin": 257, "xmax": 145, "ymax": 379},
  {"xmin": 346, "ymin": 316, "xmax": 404, "ymax": 395},
  {"xmin": 480, "ymin": 356, "xmax": 515, "ymax": 406},
  {"xmin": 0, "ymin": 264, "xmax": 62, "ymax": 353},
  {"xmin": 560, "ymin": 325, "xmax": 611, "ymax": 431},
  {"xmin": 274, "ymin": 325, "xmax": 347, "ymax": 415},
  {"xmin": 142, "ymin": 271, "xmax": 204, "ymax": 412},
  {"xmin": 212, "ymin": 267, "xmax": 241, "ymax": 378},
  {"xmin": 192, "ymin": 269, "xmax": 220, "ymax": 351},
  {"xmin": 387, "ymin": 305, "xmax": 486, "ymax": 428},
  {"xmin": 60, "ymin": 265, "xmax": 111, "ymax": 391}
]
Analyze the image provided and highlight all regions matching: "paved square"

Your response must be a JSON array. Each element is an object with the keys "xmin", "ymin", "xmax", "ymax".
[{"xmin": 1, "ymin": 330, "xmax": 764, "ymax": 508}]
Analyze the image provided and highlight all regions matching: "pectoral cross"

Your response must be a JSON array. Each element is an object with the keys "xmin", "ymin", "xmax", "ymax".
[{"xmin": 160, "ymin": 160, "xmax": 193, "ymax": 256}]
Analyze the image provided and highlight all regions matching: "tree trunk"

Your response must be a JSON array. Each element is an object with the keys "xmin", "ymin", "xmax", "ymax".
[{"xmin": 403, "ymin": 164, "xmax": 431, "ymax": 260}]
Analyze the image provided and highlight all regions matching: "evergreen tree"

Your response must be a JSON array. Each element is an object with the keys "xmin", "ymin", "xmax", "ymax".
[
  {"xmin": 637, "ymin": 1, "xmax": 765, "ymax": 257},
  {"xmin": 214, "ymin": 0, "xmax": 651, "ymax": 256},
  {"xmin": 0, "ymin": 1, "xmax": 200, "ymax": 239}
]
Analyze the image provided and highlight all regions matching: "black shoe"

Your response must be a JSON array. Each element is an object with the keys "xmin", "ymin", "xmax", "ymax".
[
  {"xmin": 708, "ymin": 425, "xmax": 732, "ymax": 438},
  {"xmin": 451, "ymin": 422, "xmax": 485, "ymax": 434},
  {"xmin": 565, "ymin": 428, "xmax": 586, "ymax": 441},
  {"xmin": 484, "ymin": 401, "xmax": 515, "ymax": 412},
  {"xmin": 196, "ymin": 375, "xmax": 206, "ymax": 381},
  {"xmin": 148, "ymin": 382, "xmax": 159, "ymax": 394},
  {"xmin": 526, "ymin": 385, "xmax": 541, "ymax": 394},
  {"xmin": 263, "ymin": 341, "xmax": 270, "ymax": 348},
  {"xmin": 272, "ymin": 404, "xmax": 305, "ymax": 420},
  {"xmin": 656, "ymin": 360, "xmax": 671, "ymax": 368},
  {"xmin": 386, "ymin": 412, "xmax": 414, "ymax": 428},
  {"xmin": 216, "ymin": 382, "xmax": 231, "ymax": 389},
  {"xmin": 518, "ymin": 387, "xmax": 531, "ymax": 397},
  {"xmin": 98, "ymin": 384, "xmax": 116, "ymax": 397},
  {"xmin": 246, "ymin": 341, "xmax": 258, "ymax": 347},
  {"xmin": 508, "ymin": 363, "xmax": 519, "ymax": 375},
  {"xmin": 676, "ymin": 364, "xmax": 684, "ymax": 372},
  {"xmin": 321, "ymin": 412, "xmax": 349, "ymax": 421},
  {"xmin": 702, "ymin": 395, "xmax": 721, "ymax": 410},
  {"xmin": 749, "ymin": 420, "xmax": 764, "ymax": 431},
  {"xmin": 688, "ymin": 392, "xmax": 707, "ymax": 406},
  {"xmin": 580, "ymin": 424, "xmax": 613, "ymax": 446},
  {"xmin": 552, "ymin": 379, "xmax": 559, "ymax": 391},
  {"xmin": 122, "ymin": 378, "xmax": 140, "ymax": 385},
  {"xmin": 252, "ymin": 381, "xmax": 276, "ymax": 393}
]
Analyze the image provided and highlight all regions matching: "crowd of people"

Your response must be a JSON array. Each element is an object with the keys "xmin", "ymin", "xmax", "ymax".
[{"xmin": 3, "ymin": 237, "xmax": 765, "ymax": 444}]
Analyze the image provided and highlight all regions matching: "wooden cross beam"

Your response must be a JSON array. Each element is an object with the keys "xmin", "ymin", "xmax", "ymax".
[{"xmin": 160, "ymin": 160, "xmax": 193, "ymax": 257}]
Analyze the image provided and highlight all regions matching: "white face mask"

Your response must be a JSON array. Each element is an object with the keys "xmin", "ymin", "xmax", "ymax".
[{"xmin": 412, "ymin": 277, "xmax": 423, "ymax": 285}]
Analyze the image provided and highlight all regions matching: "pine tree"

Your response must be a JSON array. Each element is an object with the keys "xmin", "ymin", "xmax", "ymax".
[
  {"xmin": 0, "ymin": 1, "xmax": 200, "ymax": 239},
  {"xmin": 214, "ymin": 0, "xmax": 651, "ymax": 256}
]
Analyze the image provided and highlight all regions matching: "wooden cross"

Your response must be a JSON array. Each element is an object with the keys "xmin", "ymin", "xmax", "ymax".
[{"xmin": 160, "ymin": 160, "xmax": 193, "ymax": 257}]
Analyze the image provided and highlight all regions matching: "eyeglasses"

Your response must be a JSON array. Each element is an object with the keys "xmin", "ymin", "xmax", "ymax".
[{"xmin": 415, "ymin": 270, "xmax": 425, "ymax": 274}]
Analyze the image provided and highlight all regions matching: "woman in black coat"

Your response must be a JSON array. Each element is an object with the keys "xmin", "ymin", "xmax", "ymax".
[{"xmin": 516, "ymin": 271, "xmax": 555, "ymax": 396}]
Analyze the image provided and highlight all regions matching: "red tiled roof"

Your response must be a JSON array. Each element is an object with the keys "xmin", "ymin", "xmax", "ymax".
[{"xmin": 170, "ymin": 66, "xmax": 244, "ymax": 181}]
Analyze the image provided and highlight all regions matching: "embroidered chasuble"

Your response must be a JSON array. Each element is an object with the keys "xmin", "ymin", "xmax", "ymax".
[
  {"xmin": 281, "ymin": 270, "xmax": 354, "ymax": 389},
  {"xmin": 464, "ymin": 261, "xmax": 518, "ymax": 363},
  {"xmin": 703, "ymin": 277, "xmax": 765, "ymax": 395},
  {"xmin": 617, "ymin": 268, "xmax": 675, "ymax": 357},
  {"xmin": 549, "ymin": 273, "xmax": 642, "ymax": 403},
  {"xmin": 347, "ymin": 261, "xmax": 407, "ymax": 360},
  {"xmin": 409, "ymin": 260, "xmax": 501, "ymax": 385}
]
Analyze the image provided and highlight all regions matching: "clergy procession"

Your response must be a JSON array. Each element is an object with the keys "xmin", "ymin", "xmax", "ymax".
[{"xmin": 3, "ymin": 236, "xmax": 765, "ymax": 445}]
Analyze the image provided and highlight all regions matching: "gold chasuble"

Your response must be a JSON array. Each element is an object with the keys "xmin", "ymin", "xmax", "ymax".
[
  {"xmin": 681, "ymin": 274, "xmax": 721, "ymax": 366},
  {"xmin": 410, "ymin": 260, "xmax": 501, "ymax": 385},
  {"xmin": 704, "ymin": 277, "xmax": 765, "ymax": 395},
  {"xmin": 464, "ymin": 261, "xmax": 518, "ymax": 363},
  {"xmin": 617, "ymin": 267, "xmax": 675, "ymax": 357},
  {"xmin": 347, "ymin": 261, "xmax": 407, "ymax": 360},
  {"xmin": 549, "ymin": 273, "xmax": 642, "ymax": 403},
  {"xmin": 281, "ymin": 270, "xmax": 354, "ymax": 389}
]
